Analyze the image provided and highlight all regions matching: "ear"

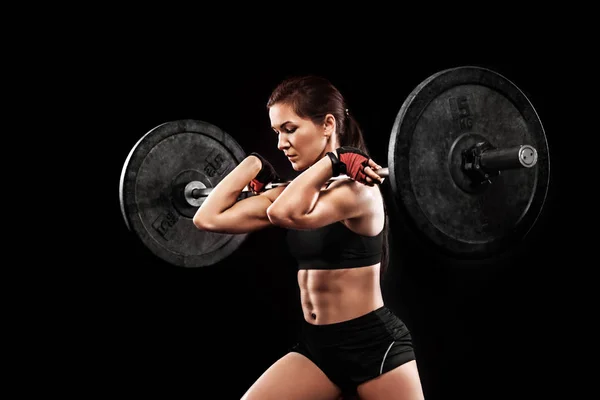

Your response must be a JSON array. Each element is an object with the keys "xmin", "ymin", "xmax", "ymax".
[{"xmin": 323, "ymin": 113, "xmax": 336, "ymax": 137}]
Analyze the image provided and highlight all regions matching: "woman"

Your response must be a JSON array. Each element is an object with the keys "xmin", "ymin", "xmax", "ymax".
[{"xmin": 193, "ymin": 75, "xmax": 425, "ymax": 400}]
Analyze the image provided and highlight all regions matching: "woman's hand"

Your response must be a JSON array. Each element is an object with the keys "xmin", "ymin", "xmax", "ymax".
[{"xmin": 334, "ymin": 147, "xmax": 384, "ymax": 186}]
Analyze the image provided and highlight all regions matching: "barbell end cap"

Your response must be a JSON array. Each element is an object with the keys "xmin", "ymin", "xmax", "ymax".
[
  {"xmin": 376, "ymin": 167, "xmax": 389, "ymax": 178},
  {"xmin": 518, "ymin": 145, "xmax": 538, "ymax": 168}
]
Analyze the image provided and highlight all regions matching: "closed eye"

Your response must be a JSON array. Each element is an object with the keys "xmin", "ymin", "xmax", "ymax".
[{"xmin": 272, "ymin": 127, "xmax": 297, "ymax": 134}]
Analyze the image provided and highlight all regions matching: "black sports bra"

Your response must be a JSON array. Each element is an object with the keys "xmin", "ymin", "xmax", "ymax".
[{"xmin": 286, "ymin": 221, "xmax": 383, "ymax": 270}]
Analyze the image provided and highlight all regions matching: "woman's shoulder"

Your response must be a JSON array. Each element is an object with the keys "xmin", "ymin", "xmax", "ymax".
[
  {"xmin": 326, "ymin": 179, "xmax": 384, "ymax": 210},
  {"xmin": 327, "ymin": 178, "xmax": 382, "ymax": 195},
  {"xmin": 326, "ymin": 180, "xmax": 385, "ymax": 235}
]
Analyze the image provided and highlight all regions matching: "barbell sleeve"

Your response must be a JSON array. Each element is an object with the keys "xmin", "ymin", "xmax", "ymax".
[{"xmin": 480, "ymin": 145, "xmax": 538, "ymax": 170}]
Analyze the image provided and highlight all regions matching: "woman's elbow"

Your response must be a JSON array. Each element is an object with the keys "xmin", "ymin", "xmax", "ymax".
[
  {"xmin": 193, "ymin": 211, "xmax": 215, "ymax": 231},
  {"xmin": 266, "ymin": 205, "xmax": 286, "ymax": 226},
  {"xmin": 266, "ymin": 205, "xmax": 296, "ymax": 227}
]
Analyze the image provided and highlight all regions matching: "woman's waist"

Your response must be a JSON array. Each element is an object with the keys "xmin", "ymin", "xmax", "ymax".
[
  {"xmin": 298, "ymin": 303, "xmax": 398, "ymax": 346},
  {"xmin": 300, "ymin": 288, "xmax": 384, "ymax": 324}
]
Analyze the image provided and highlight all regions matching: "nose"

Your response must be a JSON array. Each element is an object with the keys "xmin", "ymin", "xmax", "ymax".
[{"xmin": 277, "ymin": 133, "xmax": 289, "ymax": 151}]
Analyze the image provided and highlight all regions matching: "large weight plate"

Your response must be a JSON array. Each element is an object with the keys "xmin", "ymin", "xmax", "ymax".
[
  {"xmin": 119, "ymin": 119, "xmax": 247, "ymax": 267},
  {"xmin": 388, "ymin": 66, "xmax": 550, "ymax": 258}
]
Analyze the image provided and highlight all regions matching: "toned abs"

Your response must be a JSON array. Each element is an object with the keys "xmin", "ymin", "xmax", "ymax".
[{"xmin": 298, "ymin": 264, "xmax": 384, "ymax": 324}]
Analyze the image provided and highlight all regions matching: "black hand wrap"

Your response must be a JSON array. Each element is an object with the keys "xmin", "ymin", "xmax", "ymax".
[
  {"xmin": 326, "ymin": 151, "xmax": 346, "ymax": 177},
  {"xmin": 249, "ymin": 152, "xmax": 279, "ymax": 194}
]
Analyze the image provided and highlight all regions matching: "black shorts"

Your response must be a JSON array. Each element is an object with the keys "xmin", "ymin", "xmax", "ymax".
[{"xmin": 290, "ymin": 306, "xmax": 415, "ymax": 395}]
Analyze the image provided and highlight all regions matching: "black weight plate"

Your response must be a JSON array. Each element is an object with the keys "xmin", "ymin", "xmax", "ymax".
[
  {"xmin": 119, "ymin": 119, "xmax": 247, "ymax": 267},
  {"xmin": 388, "ymin": 66, "xmax": 550, "ymax": 258}
]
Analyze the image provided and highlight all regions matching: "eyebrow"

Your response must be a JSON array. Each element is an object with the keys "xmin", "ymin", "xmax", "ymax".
[{"xmin": 272, "ymin": 121, "xmax": 292, "ymax": 130}]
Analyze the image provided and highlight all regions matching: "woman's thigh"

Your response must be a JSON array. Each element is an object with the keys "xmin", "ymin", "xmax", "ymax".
[
  {"xmin": 356, "ymin": 360, "xmax": 424, "ymax": 400},
  {"xmin": 241, "ymin": 352, "xmax": 342, "ymax": 400}
]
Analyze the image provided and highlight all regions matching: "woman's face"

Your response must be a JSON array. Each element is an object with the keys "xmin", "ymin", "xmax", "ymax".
[{"xmin": 269, "ymin": 102, "xmax": 330, "ymax": 171}]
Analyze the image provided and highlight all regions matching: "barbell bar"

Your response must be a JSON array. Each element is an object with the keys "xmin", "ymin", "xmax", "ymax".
[{"xmin": 186, "ymin": 141, "xmax": 538, "ymax": 201}]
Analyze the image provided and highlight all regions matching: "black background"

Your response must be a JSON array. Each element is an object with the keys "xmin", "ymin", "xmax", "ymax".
[{"xmin": 83, "ymin": 30, "xmax": 581, "ymax": 399}]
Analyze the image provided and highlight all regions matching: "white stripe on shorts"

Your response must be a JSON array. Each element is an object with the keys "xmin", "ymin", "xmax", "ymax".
[{"xmin": 380, "ymin": 341, "xmax": 395, "ymax": 375}]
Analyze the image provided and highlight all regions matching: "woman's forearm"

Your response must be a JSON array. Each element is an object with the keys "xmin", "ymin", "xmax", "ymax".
[
  {"xmin": 269, "ymin": 154, "xmax": 333, "ymax": 219},
  {"xmin": 195, "ymin": 156, "xmax": 262, "ymax": 216}
]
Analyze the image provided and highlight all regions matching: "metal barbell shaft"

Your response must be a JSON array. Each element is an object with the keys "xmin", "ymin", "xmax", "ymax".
[
  {"xmin": 191, "ymin": 141, "xmax": 539, "ymax": 200},
  {"xmin": 191, "ymin": 167, "xmax": 390, "ymax": 199}
]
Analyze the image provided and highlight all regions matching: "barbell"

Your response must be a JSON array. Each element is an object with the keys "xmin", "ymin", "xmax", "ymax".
[{"xmin": 119, "ymin": 65, "xmax": 550, "ymax": 267}]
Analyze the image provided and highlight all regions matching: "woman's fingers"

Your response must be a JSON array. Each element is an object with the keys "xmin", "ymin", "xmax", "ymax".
[
  {"xmin": 368, "ymin": 158, "xmax": 382, "ymax": 171},
  {"xmin": 363, "ymin": 161, "xmax": 384, "ymax": 185}
]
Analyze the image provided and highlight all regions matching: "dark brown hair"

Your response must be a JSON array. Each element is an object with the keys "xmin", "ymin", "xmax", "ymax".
[{"xmin": 267, "ymin": 75, "xmax": 389, "ymax": 275}]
